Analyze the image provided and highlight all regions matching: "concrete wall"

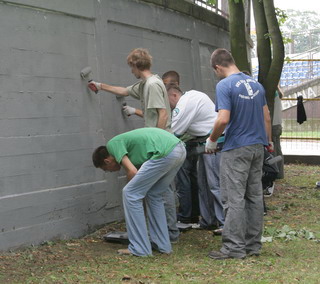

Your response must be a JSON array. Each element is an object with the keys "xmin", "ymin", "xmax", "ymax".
[{"xmin": 0, "ymin": 0, "xmax": 229, "ymax": 251}]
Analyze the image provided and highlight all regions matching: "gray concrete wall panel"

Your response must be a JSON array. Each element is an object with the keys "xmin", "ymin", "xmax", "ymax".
[{"xmin": 0, "ymin": 0, "xmax": 229, "ymax": 251}]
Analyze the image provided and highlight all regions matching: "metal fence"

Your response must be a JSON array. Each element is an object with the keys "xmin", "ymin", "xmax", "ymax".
[
  {"xmin": 280, "ymin": 59, "xmax": 320, "ymax": 155},
  {"xmin": 193, "ymin": 0, "xmax": 229, "ymax": 18}
]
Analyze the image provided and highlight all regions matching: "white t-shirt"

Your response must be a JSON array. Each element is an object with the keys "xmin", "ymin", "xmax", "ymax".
[{"xmin": 171, "ymin": 90, "xmax": 217, "ymax": 137}]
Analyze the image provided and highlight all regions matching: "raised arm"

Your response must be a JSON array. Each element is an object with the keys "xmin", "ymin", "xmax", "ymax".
[{"xmin": 88, "ymin": 81, "xmax": 129, "ymax": 97}]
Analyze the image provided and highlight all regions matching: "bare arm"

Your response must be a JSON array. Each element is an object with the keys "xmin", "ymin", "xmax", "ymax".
[
  {"xmin": 134, "ymin": 108, "xmax": 144, "ymax": 118},
  {"xmin": 263, "ymin": 105, "xmax": 272, "ymax": 142},
  {"xmin": 100, "ymin": 83, "xmax": 129, "ymax": 97},
  {"xmin": 209, "ymin": 109, "xmax": 230, "ymax": 142},
  {"xmin": 121, "ymin": 156, "xmax": 138, "ymax": 181},
  {"xmin": 156, "ymin": 108, "xmax": 168, "ymax": 129}
]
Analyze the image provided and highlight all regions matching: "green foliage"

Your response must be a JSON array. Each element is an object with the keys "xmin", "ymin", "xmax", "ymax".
[
  {"xmin": 206, "ymin": 0, "xmax": 216, "ymax": 5},
  {"xmin": 275, "ymin": 8, "xmax": 288, "ymax": 26},
  {"xmin": 263, "ymin": 225, "xmax": 317, "ymax": 242}
]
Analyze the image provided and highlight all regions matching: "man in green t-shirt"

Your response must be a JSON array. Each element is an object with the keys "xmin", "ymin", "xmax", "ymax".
[{"xmin": 92, "ymin": 128, "xmax": 186, "ymax": 257}]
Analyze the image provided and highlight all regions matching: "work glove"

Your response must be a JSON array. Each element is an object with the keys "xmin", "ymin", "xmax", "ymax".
[
  {"xmin": 88, "ymin": 80, "xmax": 102, "ymax": 93},
  {"xmin": 205, "ymin": 137, "xmax": 217, "ymax": 153},
  {"xmin": 122, "ymin": 105, "xmax": 136, "ymax": 116},
  {"xmin": 266, "ymin": 141, "xmax": 274, "ymax": 153}
]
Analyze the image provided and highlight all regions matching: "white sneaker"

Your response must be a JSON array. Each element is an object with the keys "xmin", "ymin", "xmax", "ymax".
[{"xmin": 264, "ymin": 182, "xmax": 274, "ymax": 197}]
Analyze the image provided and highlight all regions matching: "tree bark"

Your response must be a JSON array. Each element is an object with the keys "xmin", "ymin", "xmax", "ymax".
[
  {"xmin": 228, "ymin": 0, "xmax": 250, "ymax": 72},
  {"xmin": 252, "ymin": 0, "xmax": 284, "ymax": 119},
  {"xmin": 263, "ymin": 0, "xmax": 285, "ymax": 116},
  {"xmin": 252, "ymin": 0, "xmax": 271, "ymax": 86}
]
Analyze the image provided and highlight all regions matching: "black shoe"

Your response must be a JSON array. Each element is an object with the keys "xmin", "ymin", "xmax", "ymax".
[
  {"xmin": 246, "ymin": 251, "xmax": 260, "ymax": 257},
  {"xmin": 208, "ymin": 250, "xmax": 245, "ymax": 260},
  {"xmin": 177, "ymin": 216, "xmax": 199, "ymax": 224},
  {"xmin": 192, "ymin": 223, "xmax": 216, "ymax": 230}
]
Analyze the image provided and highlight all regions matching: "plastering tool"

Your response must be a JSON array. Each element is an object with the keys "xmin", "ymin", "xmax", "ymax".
[
  {"xmin": 80, "ymin": 66, "xmax": 92, "ymax": 80},
  {"xmin": 80, "ymin": 66, "xmax": 99, "ymax": 93}
]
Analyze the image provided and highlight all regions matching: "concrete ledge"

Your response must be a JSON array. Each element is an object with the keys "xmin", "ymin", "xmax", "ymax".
[
  {"xmin": 2, "ymin": 0, "xmax": 95, "ymax": 19},
  {"xmin": 139, "ymin": 0, "xmax": 229, "ymax": 32},
  {"xmin": 284, "ymin": 155, "xmax": 320, "ymax": 165}
]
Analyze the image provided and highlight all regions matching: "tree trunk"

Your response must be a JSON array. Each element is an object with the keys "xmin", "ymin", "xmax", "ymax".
[
  {"xmin": 252, "ymin": 0, "xmax": 271, "ymax": 86},
  {"xmin": 228, "ymin": 0, "xmax": 250, "ymax": 72},
  {"xmin": 252, "ymin": 0, "xmax": 284, "ymax": 119},
  {"xmin": 263, "ymin": 0, "xmax": 285, "ymax": 114},
  {"xmin": 252, "ymin": 0, "xmax": 285, "ymax": 178}
]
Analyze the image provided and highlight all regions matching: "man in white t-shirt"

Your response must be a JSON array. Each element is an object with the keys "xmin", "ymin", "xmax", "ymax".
[{"xmin": 166, "ymin": 84, "xmax": 225, "ymax": 231}]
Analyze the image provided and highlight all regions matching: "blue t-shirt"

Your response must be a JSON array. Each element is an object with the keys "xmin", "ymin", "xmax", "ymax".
[{"xmin": 215, "ymin": 72, "xmax": 268, "ymax": 151}]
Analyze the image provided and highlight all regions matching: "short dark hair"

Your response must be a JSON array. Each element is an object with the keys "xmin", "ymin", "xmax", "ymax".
[
  {"xmin": 210, "ymin": 48, "xmax": 235, "ymax": 69},
  {"xmin": 92, "ymin": 146, "xmax": 110, "ymax": 168},
  {"xmin": 162, "ymin": 70, "xmax": 180, "ymax": 85},
  {"xmin": 127, "ymin": 48, "xmax": 152, "ymax": 71},
  {"xmin": 166, "ymin": 83, "xmax": 182, "ymax": 94}
]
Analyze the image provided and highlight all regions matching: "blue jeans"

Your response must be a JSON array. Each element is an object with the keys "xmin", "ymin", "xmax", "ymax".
[
  {"xmin": 198, "ymin": 152, "xmax": 225, "ymax": 228},
  {"xmin": 175, "ymin": 151, "xmax": 199, "ymax": 223},
  {"xmin": 122, "ymin": 143, "xmax": 186, "ymax": 256},
  {"xmin": 219, "ymin": 144, "xmax": 264, "ymax": 258},
  {"xmin": 163, "ymin": 184, "xmax": 180, "ymax": 241}
]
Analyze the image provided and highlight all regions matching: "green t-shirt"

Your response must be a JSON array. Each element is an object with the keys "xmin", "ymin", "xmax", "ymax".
[
  {"xmin": 126, "ymin": 74, "xmax": 171, "ymax": 130},
  {"xmin": 106, "ymin": 128, "xmax": 180, "ymax": 167}
]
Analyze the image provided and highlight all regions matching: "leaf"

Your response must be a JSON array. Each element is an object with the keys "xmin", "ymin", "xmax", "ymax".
[
  {"xmin": 304, "ymin": 231, "xmax": 315, "ymax": 240},
  {"xmin": 277, "ymin": 232, "xmax": 287, "ymax": 238},
  {"xmin": 280, "ymin": 225, "xmax": 292, "ymax": 233},
  {"xmin": 261, "ymin": 236, "xmax": 273, "ymax": 243},
  {"xmin": 264, "ymin": 227, "xmax": 277, "ymax": 236}
]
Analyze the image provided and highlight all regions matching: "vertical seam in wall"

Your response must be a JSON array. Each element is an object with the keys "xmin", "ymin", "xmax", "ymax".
[{"xmin": 92, "ymin": 0, "xmax": 106, "ymax": 142}]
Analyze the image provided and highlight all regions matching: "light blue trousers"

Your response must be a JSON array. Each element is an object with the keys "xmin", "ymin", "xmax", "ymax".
[{"xmin": 123, "ymin": 143, "xmax": 186, "ymax": 256}]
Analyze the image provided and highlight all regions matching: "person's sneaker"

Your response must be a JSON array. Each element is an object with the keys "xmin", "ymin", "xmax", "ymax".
[
  {"xmin": 192, "ymin": 222, "xmax": 217, "ymax": 230},
  {"xmin": 117, "ymin": 248, "xmax": 133, "ymax": 256},
  {"xmin": 191, "ymin": 223, "xmax": 201, "ymax": 229},
  {"xmin": 208, "ymin": 250, "xmax": 245, "ymax": 260},
  {"xmin": 264, "ymin": 182, "xmax": 274, "ymax": 197},
  {"xmin": 213, "ymin": 228, "xmax": 223, "ymax": 236},
  {"xmin": 170, "ymin": 238, "xmax": 179, "ymax": 244}
]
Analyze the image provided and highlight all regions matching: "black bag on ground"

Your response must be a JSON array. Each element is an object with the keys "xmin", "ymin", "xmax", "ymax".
[{"xmin": 262, "ymin": 148, "xmax": 280, "ymax": 191}]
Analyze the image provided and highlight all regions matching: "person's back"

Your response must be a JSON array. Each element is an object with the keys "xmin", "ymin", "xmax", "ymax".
[
  {"xmin": 171, "ymin": 90, "xmax": 217, "ymax": 137},
  {"xmin": 216, "ymin": 72, "xmax": 268, "ymax": 151},
  {"xmin": 107, "ymin": 127, "xmax": 179, "ymax": 167}
]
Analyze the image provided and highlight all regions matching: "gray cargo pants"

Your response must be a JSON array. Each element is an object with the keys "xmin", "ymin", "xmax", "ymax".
[{"xmin": 219, "ymin": 144, "xmax": 264, "ymax": 258}]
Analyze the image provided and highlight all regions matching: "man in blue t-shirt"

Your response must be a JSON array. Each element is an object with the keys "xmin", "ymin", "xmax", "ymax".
[{"xmin": 205, "ymin": 48, "xmax": 272, "ymax": 260}]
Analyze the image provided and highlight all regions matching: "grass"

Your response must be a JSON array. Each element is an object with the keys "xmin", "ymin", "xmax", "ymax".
[
  {"xmin": 0, "ymin": 164, "xmax": 320, "ymax": 283},
  {"xmin": 281, "ymin": 131, "xmax": 320, "ymax": 138}
]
